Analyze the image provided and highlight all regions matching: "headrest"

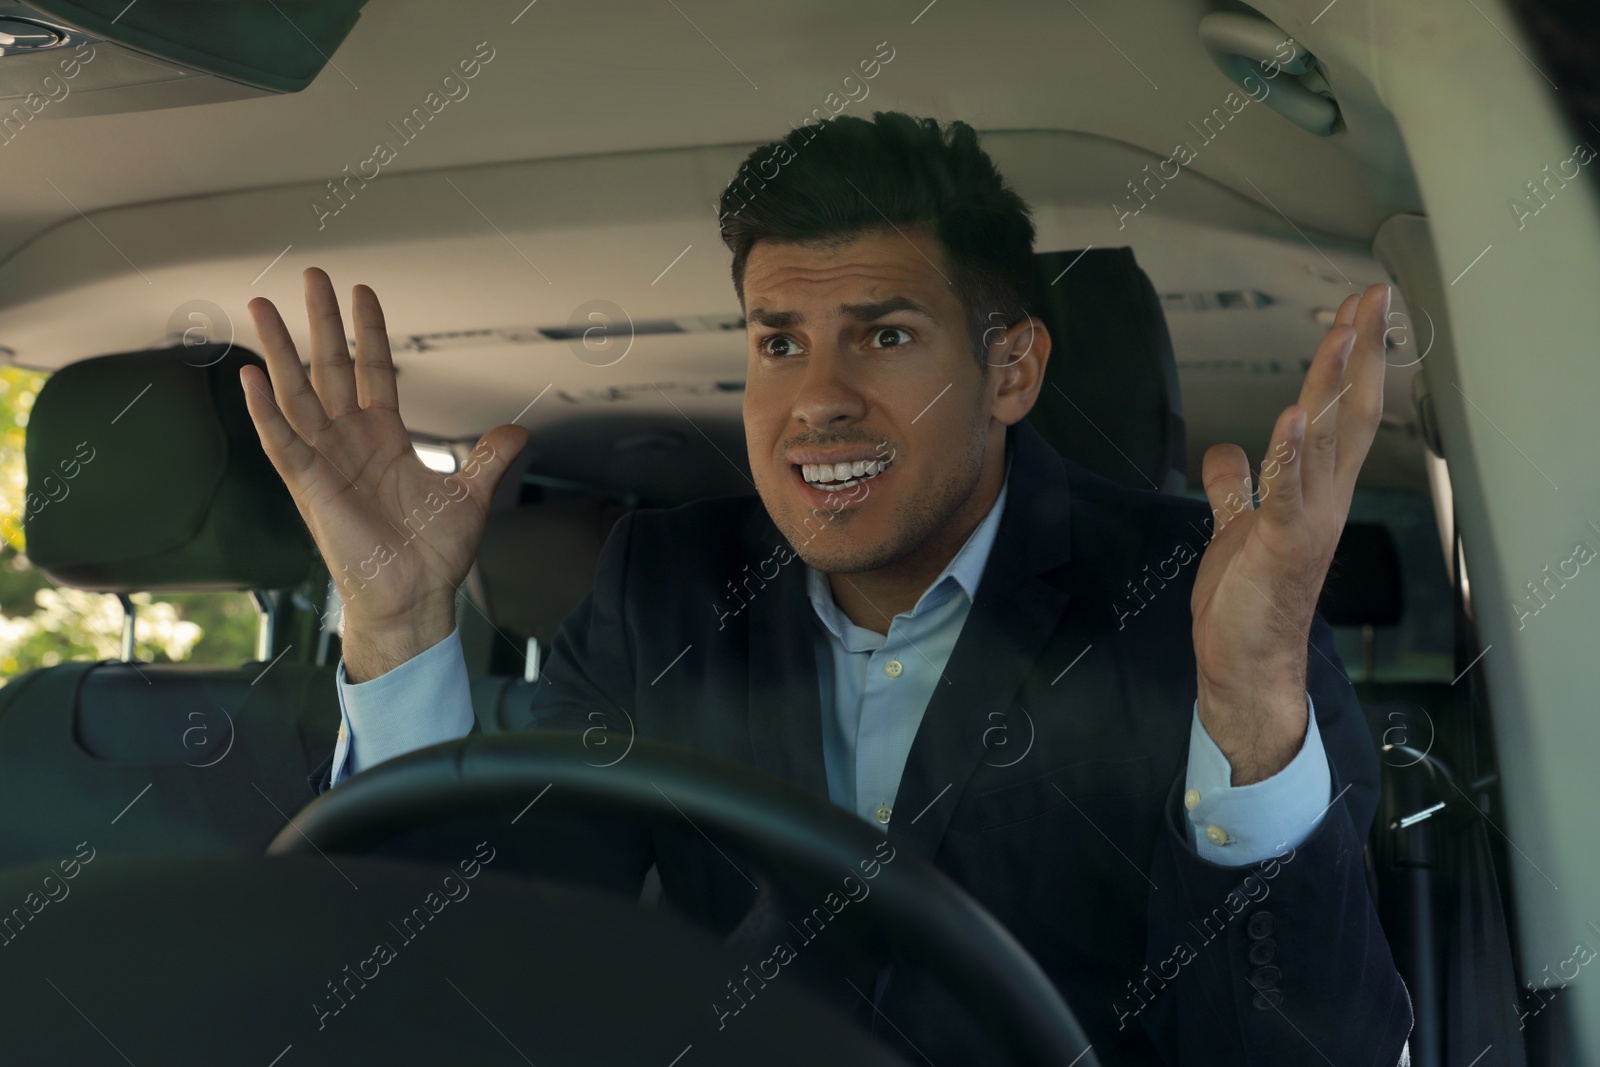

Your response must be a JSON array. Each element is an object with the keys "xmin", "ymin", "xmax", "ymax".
[
  {"xmin": 1318, "ymin": 522, "xmax": 1404, "ymax": 626},
  {"xmin": 476, "ymin": 494, "xmax": 630, "ymax": 644},
  {"xmin": 22, "ymin": 345, "xmax": 314, "ymax": 592},
  {"xmin": 1024, "ymin": 247, "xmax": 1188, "ymax": 493}
]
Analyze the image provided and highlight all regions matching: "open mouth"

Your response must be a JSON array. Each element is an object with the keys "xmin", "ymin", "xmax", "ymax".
[{"xmin": 797, "ymin": 458, "xmax": 894, "ymax": 493}]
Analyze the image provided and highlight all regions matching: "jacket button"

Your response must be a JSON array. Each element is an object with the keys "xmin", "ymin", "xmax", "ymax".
[
  {"xmin": 1247, "ymin": 939, "xmax": 1277, "ymax": 965},
  {"xmin": 1249, "ymin": 965, "xmax": 1282, "ymax": 990},
  {"xmin": 1252, "ymin": 990, "xmax": 1284, "ymax": 1011},
  {"xmin": 1246, "ymin": 911, "xmax": 1274, "ymax": 940}
]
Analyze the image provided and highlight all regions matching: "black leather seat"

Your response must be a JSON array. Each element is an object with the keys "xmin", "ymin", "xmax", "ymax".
[
  {"xmin": 0, "ymin": 344, "xmax": 338, "ymax": 867},
  {"xmin": 1025, "ymin": 246, "xmax": 1188, "ymax": 494},
  {"xmin": 1318, "ymin": 521, "xmax": 1475, "ymax": 1066}
]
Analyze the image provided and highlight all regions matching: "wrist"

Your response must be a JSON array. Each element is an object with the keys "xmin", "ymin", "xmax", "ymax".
[
  {"xmin": 341, "ymin": 596, "xmax": 456, "ymax": 683},
  {"xmin": 1196, "ymin": 672, "xmax": 1307, "ymax": 786}
]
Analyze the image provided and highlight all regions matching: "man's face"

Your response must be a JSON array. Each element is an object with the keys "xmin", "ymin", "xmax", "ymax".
[{"xmin": 741, "ymin": 227, "xmax": 1042, "ymax": 574}]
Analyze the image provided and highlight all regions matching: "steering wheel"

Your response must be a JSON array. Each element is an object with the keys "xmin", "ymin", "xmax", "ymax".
[{"xmin": 268, "ymin": 730, "xmax": 1100, "ymax": 1067}]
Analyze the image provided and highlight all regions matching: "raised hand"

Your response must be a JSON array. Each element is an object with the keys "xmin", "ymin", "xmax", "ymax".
[
  {"xmin": 241, "ymin": 267, "xmax": 529, "ymax": 681},
  {"xmin": 1190, "ymin": 282, "xmax": 1391, "ymax": 784}
]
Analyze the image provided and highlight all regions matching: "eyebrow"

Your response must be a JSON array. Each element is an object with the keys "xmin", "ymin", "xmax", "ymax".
[{"xmin": 746, "ymin": 296, "xmax": 940, "ymax": 330}]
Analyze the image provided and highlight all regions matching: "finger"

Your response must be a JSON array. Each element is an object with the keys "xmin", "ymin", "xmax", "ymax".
[
  {"xmin": 304, "ymin": 268, "xmax": 359, "ymax": 418},
  {"xmin": 1332, "ymin": 283, "xmax": 1391, "ymax": 488},
  {"xmin": 1333, "ymin": 291, "xmax": 1361, "ymax": 329},
  {"xmin": 1296, "ymin": 321, "xmax": 1357, "ymax": 507},
  {"xmin": 239, "ymin": 364, "xmax": 317, "ymax": 485},
  {"xmin": 351, "ymin": 284, "xmax": 399, "ymax": 411},
  {"xmin": 1256, "ymin": 405, "xmax": 1307, "ymax": 528},
  {"xmin": 1200, "ymin": 442, "xmax": 1254, "ymax": 537},
  {"xmin": 247, "ymin": 295, "xmax": 331, "ymax": 439},
  {"xmin": 457, "ymin": 423, "xmax": 532, "ymax": 512}
]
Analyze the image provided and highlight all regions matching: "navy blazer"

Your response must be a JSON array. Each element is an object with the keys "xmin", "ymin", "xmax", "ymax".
[{"xmin": 316, "ymin": 420, "xmax": 1412, "ymax": 1065}]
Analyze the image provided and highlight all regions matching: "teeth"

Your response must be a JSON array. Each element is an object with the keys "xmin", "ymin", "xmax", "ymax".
[{"xmin": 799, "ymin": 458, "xmax": 893, "ymax": 490}]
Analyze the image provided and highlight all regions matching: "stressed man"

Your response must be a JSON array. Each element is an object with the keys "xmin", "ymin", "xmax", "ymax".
[{"xmin": 243, "ymin": 111, "xmax": 1410, "ymax": 1064}]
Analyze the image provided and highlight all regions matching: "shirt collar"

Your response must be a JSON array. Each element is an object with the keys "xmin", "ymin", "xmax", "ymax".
[{"xmin": 806, "ymin": 468, "xmax": 1011, "ymax": 640}]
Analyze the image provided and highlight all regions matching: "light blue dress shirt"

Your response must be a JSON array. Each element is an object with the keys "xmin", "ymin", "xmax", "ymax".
[
  {"xmin": 808, "ymin": 479, "xmax": 1011, "ymax": 827},
  {"xmin": 331, "ymin": 478, "xmax": 1334, "ymax": 866}
]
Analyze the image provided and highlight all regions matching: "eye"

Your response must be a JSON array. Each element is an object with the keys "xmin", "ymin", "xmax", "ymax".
[
  {"xmin": 867, "ymin": 326, "xmax": 913, "ymax": 349},
  {"xmin": 758, "ymin": 334, "xmax": 805, "ymax": 358}
]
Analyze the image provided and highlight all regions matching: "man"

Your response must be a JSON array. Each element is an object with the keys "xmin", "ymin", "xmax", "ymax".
[{"xmin": 242, "ymin": 112, "xmax": 1411, "ymax": 1064}]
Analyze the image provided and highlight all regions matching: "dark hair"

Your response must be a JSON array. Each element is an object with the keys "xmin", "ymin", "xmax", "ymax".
[{"xmin": 718, "ymin": 112, "xmax": 1037, "ymax": 363}]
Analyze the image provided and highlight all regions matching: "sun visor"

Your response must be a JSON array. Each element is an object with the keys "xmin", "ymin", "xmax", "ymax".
[
  {"xmin": 0, "ymin": 0, "xmax": 368, "ymax": 118},
  {"xmin": 22, "ymin": 345, "xmax": 314, "ymax": 592}
]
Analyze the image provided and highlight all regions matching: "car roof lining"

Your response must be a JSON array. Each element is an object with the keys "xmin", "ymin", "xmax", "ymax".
[
  {"xmin": 0, "ymin": 130, "xmax": 1429, "ymax": 490},
  {"xmin": 0, "ymin": 0, "xmax": 1435, "ymax": 489}
]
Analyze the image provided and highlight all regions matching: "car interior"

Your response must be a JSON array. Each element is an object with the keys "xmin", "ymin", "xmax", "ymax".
[{"xmin": 0, "ymin": 1, "xmax": 1596, "ymax": 1064}]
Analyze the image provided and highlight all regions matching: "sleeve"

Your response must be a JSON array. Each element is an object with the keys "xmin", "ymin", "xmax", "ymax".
[
  {"xmin": 1181, "ymin": 694, "xmax": 1333, "ymax": 865},
  {"xmin": 1138, "ymin": 613, "xmax": 1412, "ymax": 1065},
  {"xmin": 329, "ymin": 626, "xmax": 476, "ymax": 785}
]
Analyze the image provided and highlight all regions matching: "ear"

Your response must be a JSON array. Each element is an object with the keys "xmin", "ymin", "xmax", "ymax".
[{"xmin": 984, "ymin": 315, "xmax": 1050, "ymax": 426}]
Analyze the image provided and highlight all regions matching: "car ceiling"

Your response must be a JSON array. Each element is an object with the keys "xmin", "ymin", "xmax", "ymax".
[{"xmin": 0, "ymin": 0, "xmax": 1430, "ymax": 491}]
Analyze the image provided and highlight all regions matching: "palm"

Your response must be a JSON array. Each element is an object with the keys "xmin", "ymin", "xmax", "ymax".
[
  {"xmin": 1187, "ymin": 283, "xmax": 1391, "ymax": 781},
  {"xmin": 286, "ymin": 407, "xmax": 481, "ymax": 616},
  {"xmin": 242, "ymin": 269, "xmax": 526, "ymax": 633}
]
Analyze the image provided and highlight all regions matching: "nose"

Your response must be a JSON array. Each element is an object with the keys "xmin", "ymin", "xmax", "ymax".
[{"xmin": 789, "ymin": 343, "xmax": 866, "ymax": 431}]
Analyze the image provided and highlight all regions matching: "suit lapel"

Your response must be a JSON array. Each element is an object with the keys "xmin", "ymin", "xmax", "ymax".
[
  {"xmin": 742, "ymin": 512, "xmax": 831, "ymax": 802},
  {"xmin": 890, "ymin": 422, "xmax": 1077, "ymax": 863}
]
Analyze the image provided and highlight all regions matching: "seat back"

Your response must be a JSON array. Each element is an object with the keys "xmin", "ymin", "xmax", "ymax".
[
  {"xmin": 2, "ymin": 344, "xmax": 334, "ymax": 867},
  {"xmin": 0, "ymin": 661, "xmax": 338, "ymax": 864},
  {"xmin": 475, "ymin": 493, "xmax": 630, "ymax": 649}
]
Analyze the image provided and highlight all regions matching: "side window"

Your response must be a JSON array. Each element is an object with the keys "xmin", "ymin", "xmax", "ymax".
[{"xmin": 0, "ymin": 367, "xmax": 257, "ymax": 684}]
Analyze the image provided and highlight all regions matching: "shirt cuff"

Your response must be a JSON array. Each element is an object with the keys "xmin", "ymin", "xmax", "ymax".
[
  {"xmin": 330, "ymin": 626, "xmax": 475, "ymax": 785},
  {"xmin": 1181, "ymin": 693, "xmax": 1332, "ymax": 866}
]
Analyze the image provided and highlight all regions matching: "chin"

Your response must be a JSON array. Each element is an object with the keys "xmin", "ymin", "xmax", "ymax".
[
  {"xmin": 773, "ymin": 496, "xmax": 926, "ymax": 576},
  {"xmin": 789, "ymin": 530, "xmax": 906, "ymax": 576}
]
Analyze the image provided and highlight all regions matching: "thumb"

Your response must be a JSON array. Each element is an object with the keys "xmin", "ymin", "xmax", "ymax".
[
  {"xmin": 1200, "ymin": 442, "xmax": 1254, "ymax": 538},
  {"xmin": 459, "ymin": 423, "xmax": 531, "ymax": 507}
]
